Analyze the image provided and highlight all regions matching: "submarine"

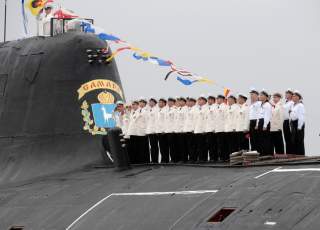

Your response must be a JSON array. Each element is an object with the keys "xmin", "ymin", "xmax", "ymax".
[{"xmin": 1, "ymin": 22, "xmax": 320, "ymax": 230}]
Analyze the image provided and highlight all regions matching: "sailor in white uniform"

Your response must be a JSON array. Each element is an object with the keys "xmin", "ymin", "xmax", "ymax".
[
  {"xmin": 283, "ymin": 89, "xmax": 294, "ymax": 154},
  {"xmin": 236, "ymin": 94, "xmax": 250, "ymax": 151},
  {"xmin": 225, "ymin": 95, "xmax": 240, "ymax": 158},
  {"xmin": 155, "ymin": 98, "xmax": 169, "ymax": 163},
  {"xmin": 138, "ymin": 98, "xmax": 150, "ymax": 163},
  {"xmin": 40, "ymin": 3, "xmax": 55, "ymax": 36},
  {"xmin": 257, "ymin": 90, "xmax": 273, "ymax": 155},
  {"xmin": 165, "ymin": 98, "xmax": 177, "ymax": 162},
  {"xmin": 249, "ymin": 88, "xmax": 261, "ymax": 152},
  {"xmin": 146, "ymin": 98, "xmax": 159, "ymax": 163},
  {"xmin": 127, "ymin": 101, "xmax": 140, "ymax": 163},
  {"xmin": 215, "ymin": 95, "xmax": 228, "ymax": 161},
  {"xmin": 205, "ymin": 95, "xmax": 218, "ymax": 162},
  {"xmin": 270, "ymin": 93, "xmax": 285, "ymax": 154},
  {"xmin": 175, "ymin": 97, "xmax": 188, "ymax": 162},
  {"xmin": 289, "ymin": 91, "xmax": 305, "ymax": 155},
  {"xmin": 183, "ymin": 97, "xmax": 197, "ymax": 162},
  {"xmin": 193, "ymin": 95, "xmax": 208, "ymax": 162}
]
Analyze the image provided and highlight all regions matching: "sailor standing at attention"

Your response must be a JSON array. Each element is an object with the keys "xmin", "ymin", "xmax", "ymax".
[
  {"xmin": 127, "ymin": 101, "xmax": 140, "ymax": 164},
  {"xmin": 193, "ymin": 95, "xmax": 208, "ymax": 162},
  {"xmin": 225, "ymin": 95, "xmax": 240, "ymax": 157},
  {"xmin": 289, "ymin": 91, "xmax": 305, "ymax": 155},
  {"xmin": 283, "ymin": 89, "xmax": 294, "ymax": 154},
  {"xmin": 183, "ymin": 97, "xmax": 197, "ymax": 162},
  {"xmin": 138, "ymin": 98, "xmax": 150, "ymax": 163},
  {"xmin": 175, "ymin": 97, "xmax": 188, "ymax": 163},
  {"xmin": 249, "ymin": 88, "xmax": 261, "ymax": 152},
  {"xmin": 257, "ymin": 90, "xmax": 273, "ymax": 155},
  {"xmin": 236, "ymin": 94, "xmax": 250, "ymax": 151},
  {"xmin": 205, "ymin": 95, "xmax": 218, "ymax": 162},
  {"xmin": 215, "ymin": 95, "xmax": 228, "ymax": 161},
  {"xmin": 40, "ymin": 3, "xmax": 55, "ymax": 36},
  {"xmin": 146, "ymin": 98, "xmax": 159, "ymax": 163},
  {"xmin": 155, "ymin": 98, "xmax": 169, "ymax": 163},
  {"xmin": 165, "ymin": 98, "xmax": 178, "ymax": 162},
  {"xmin": 270, "ymin": 93, "xmax": 285, "ymax": 154}
]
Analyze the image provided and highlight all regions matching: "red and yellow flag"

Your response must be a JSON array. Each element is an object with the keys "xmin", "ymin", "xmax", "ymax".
[{"xmin": 26, "ymin": 0, "xmax": 48, "ymax": 16}]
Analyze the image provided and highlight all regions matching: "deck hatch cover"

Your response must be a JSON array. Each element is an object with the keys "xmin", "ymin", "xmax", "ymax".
[{"xmin": 207, "ymin": 207, "xmax": 236, "ymax": 223}]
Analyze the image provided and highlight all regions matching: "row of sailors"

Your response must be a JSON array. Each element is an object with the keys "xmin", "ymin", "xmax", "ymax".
[{"xmin": 114, "ymin": 89, "xmax": 305, "ymax": 164}]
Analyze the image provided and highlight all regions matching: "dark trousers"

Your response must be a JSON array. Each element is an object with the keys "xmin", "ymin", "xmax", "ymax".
[
  {"xmin": 216, "ymin": 132, "xmax": 228, "ymax": 161},
  {"xmin": 290, "ymin": 120, "xmax": 305, "ymax": 155},
  {"xmin": 206, "ymin": 132, "xmax": 218, "ymax": 161},
  {"xmin": 283, "ymin": 120, "xmax": 293, "ymax": 154},
  {"xmin": 193, "ymin": 133, "xmax": 208, "ymax": 162},
  {"xmin": 271, "ymin": 130, "xmax": 284, "ymax": 154},
  {"xmin": 158, "ymin": 133, "xmax": 169, "ymax": 163},
  {"xmin": 185, "ymin": 132, "xmax": 196, "ymax": 162},
  {"xmin": 167, "ymin": 133, "xmax": 177, "ymax": 162},
  {"xmin": 237, "ymin": 132, "xmax": 250, "ymax": 151},
  {"xmin": 129, "ymin": 136, "xmax": 139, "ymax": 164},
  {"xmin": 249, "ymin": 120, "xmax": 259, "ymax": 151},
  {"xmin": 176, "ymin": 133, "xmax": 187, "ymax": 162},
  {"xmin": 257, "ymin": 119, "xmax": 273, "ymax": 156},
  {"xmin": 225, "ymin": 132, "xmax": 238, "ymax": 158},
  {"xmin": 148, "ymin": 134, "xmax": 159, "ymax": 163}
]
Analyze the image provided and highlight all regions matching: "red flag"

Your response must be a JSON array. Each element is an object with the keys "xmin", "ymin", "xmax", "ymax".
[{"xmin": 53, "ymin": 8, "xmax": 78, "ymax": 19}]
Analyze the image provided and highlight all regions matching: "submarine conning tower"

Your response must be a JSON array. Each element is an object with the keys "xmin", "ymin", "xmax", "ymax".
[{"xmin": 0, "ymin": 32, "xmax": 125, "ymax": 185}]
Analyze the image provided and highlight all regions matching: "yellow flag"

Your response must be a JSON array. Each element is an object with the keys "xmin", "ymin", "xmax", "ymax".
[{"xmin": 26, "ymin": 0, "xmax": 47, "ymax": 16}]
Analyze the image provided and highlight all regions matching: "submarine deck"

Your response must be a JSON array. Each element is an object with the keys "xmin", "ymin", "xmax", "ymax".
[{"xmin": 1, "ymin": 163, "xmax": 320, "ymax": 230}]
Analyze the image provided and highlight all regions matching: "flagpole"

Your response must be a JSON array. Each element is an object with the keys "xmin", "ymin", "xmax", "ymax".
[{"xmin": 3, "ymin": 0, "xmax": 7, "ymax": 42}]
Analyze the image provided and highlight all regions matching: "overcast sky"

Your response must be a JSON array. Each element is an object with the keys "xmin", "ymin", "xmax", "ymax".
[{"xmin": 1, "ymin": 0, "xmax": 319, "ymax": 154}]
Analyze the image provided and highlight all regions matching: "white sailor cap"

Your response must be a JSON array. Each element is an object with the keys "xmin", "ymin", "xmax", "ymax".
[
  {"xmin": 116, "ymin": 100, "xmax": 124, "ymax": 105},
  {"xmin": 238, "ymin": 93, "xmax": 248, "ymax": 100},
  {"xmin": 228, "ymin": 94, "xmax": 237, "ymax": 100},
  {"xmin": 293, "ymin": 90, "xmax": 303, "ymax": 99},
  {"xmin": 138, "ymin": 97, "xmax": 147, "ymax": 103},
  {"xmin": 260, "ymin": 89, "xmax": 269, "ymax": 97},
  {"xmin": 249, "ymin": 87, "xmax": 259, "ymax": 95},
  {"xmin": 207, "ymin": 93, "xmax": 216, "ymax": 99},
  {"xmin": 285, "ymin": 88, "xmax": 294, "ymax": 94},
  {"xmin": 198, "ymin": 94, "xmax": 207, "ymax": 101},
  {"xmin": 45, "ymin": 2, "xmax": 55, "ymax": 9}
]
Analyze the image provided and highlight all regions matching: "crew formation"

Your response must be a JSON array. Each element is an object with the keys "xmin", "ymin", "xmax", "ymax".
[{"xmin": 114, "ymin": 89, "xmax": 305, "ymax": 164}]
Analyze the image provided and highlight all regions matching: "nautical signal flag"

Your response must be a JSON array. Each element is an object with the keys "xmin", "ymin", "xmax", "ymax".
[
  {"xmin": 26, "ymin": 0, "xmax": 50, "ymax": 16},
  {"xmin": 224, "ymin": 88, "xmax": 231, "ymax": 97}
]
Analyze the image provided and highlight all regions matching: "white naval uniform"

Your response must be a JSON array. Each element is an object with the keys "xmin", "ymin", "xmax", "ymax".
[
  {"xmin": 146, "ymin": 106, "xmax": 159, "ymax": 135},
  {"xmin": 165, "ymin": 106, "xmax": 177, "ymax": 162},
  {"xmin": 193, "ymin": 104, "xmax": 208, "ymax": 161},
  {"xmin": 156, "ymin": 106, "xmax": 169, "ymax": 163},
  {"xmin": 174, "ymin": 106, "xmax": 188, "ymax": 133},
  {"xmin": 283, "ymin": 100, "xmax": 294, "ymax": 153},
  {"xmin": 257, "ymin": 101, "xmax": 273, "ymax": 155},
  {"xmin": 289, "ymin": 102, "xmax": 305, "ymax": 155},
  {"xmin": 225, "ymin": 104, "xmax": 240, "ymax": 132},
  {"xmin": 205, "ymin": 104, "xmax": 217, "ymax": 133},
  {"xmin": 289, "ymin": 102, "xmax": 305, "ymax": 130},
  {"xmin": 225, "ymin": 103, "xmax": 240, "ymax": 155},
  {"xmin": 236, "ymin": 103, "xmax": 250, "ymax": 151},
  {"xmin": 183, "ymin": 106, "xmax": 196, "ymax": 133},
  {"xmin": 215, "ymin": 103, "xmax": 227, "ymax": 133},
  {"xmin": 249, "ymin": 100, "xmax": 262, "ymax": 151},
  {"xmin": 127, "ymin": 108, "xmax": 149, "ymax": 163},
  {"xmin": 271, "ymin": 102, "xmax": 284, "ymax": 132},
  {"xmin": 146, "ymin": 105, "xmax": 160, "ymax": 163},
  {"xmin": 193, "ymin": 104, "xmax": 207, "ymax": 134},
  {"xmin": 258, "ymin": 102, "xmax": 272, "ymax": 129},
  {"xmin": 270, "ymin": 101, "xmax": 285, "ymax": 154},
  {"xmin": 236, "ymin": 104, "xmax": 250, "ymax": 132},
  {"xmin": 215, "ymin": 103, "xmax": 228, "ymax": 161}
]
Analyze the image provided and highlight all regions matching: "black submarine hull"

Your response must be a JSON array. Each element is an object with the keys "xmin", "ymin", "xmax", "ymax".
[{"xmin": 0, "ymin": 32, "xmax": 124, "ymax": 185}]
